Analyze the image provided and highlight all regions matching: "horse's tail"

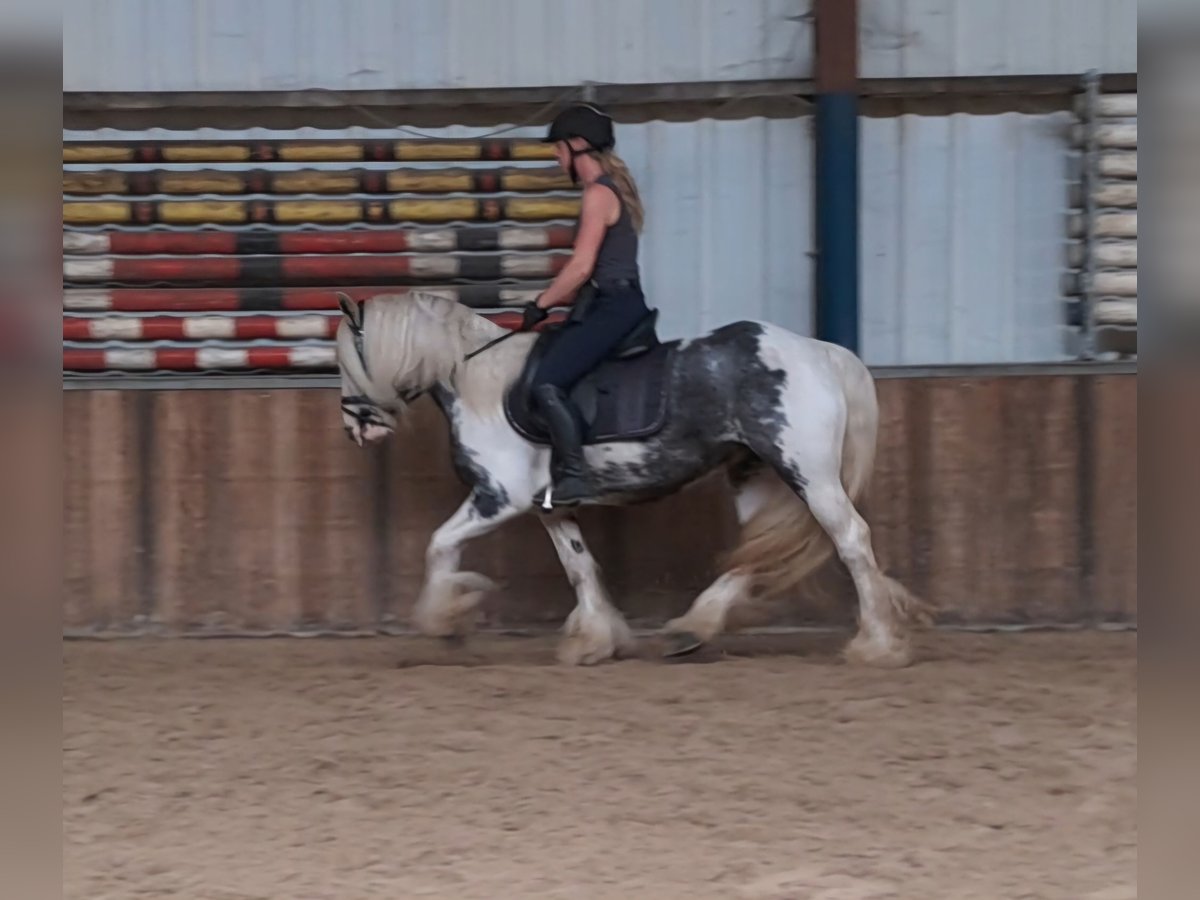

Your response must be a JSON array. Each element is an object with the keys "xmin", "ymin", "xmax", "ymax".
[{"xmin": 723, "ymin": 347, "xmax": 878, "ymax": 603}]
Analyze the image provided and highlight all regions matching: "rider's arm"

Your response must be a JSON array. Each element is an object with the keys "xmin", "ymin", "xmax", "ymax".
[{"xmin": 535, "ymin": 183, "xmax": 617, "ymax": 309}]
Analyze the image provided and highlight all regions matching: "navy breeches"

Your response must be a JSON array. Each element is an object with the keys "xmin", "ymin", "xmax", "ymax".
[{"xmin": 530, "ymin": 283, "xmax": 650, "ymax": 392}]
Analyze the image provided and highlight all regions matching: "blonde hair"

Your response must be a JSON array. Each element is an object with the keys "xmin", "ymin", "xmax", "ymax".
[{"xmin": 594, "ymin": 150, "xmax": 645, "ymax": 233}]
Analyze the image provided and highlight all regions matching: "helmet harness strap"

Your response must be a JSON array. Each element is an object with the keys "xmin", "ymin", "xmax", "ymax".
[{"xmin": 565, "ymin": 143, "xmax": 597, "ymax": 185}]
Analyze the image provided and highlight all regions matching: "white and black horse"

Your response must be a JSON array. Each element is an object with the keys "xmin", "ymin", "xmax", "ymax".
[{"xmin": 336, "ymin": 291, "xmax": 928, "ymax": 667}]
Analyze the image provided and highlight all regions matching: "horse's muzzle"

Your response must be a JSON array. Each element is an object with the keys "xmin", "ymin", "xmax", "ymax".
[{"xmin": 345, "ymin": 421, "xmax": 393, "ymax": 446}]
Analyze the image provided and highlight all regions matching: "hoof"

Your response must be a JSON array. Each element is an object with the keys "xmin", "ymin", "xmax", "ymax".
[
  {"xmin": 411, "ymin": 571, "xmax": 495, "ymax": 639},
  {"xmin": 556, "ymin": 637, "xmax": 615, "ymax": 667},
  {"xmin": 556, "ymin": 608, "xmax": 633, "ymax": 666},
  {"xmin": 662, "ymin": 631, "xmax": 705, "ymax": 658},
  {"xmin": 843, "ymin": 631, "xmax": 914, "ymax": 668}
]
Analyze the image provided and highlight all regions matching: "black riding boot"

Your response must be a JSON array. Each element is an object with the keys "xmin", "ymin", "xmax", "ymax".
[{"xmin": 531, "ymin": 383, "xmax": 593, "ymax": 508}]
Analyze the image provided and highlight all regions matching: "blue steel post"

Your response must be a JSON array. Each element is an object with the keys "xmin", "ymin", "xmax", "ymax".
[{"xmin": 813, "ymin": 0, "xmax": 860, "ymax": 353}]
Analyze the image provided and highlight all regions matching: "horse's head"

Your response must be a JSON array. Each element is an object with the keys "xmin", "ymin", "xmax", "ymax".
[
  {"xmin": 334, "ymin": 291, "xmax": 475, "ymax": 446},
  {"xmin": 335, "ymin": 293, "xmax": 400, "ymax": 446}
]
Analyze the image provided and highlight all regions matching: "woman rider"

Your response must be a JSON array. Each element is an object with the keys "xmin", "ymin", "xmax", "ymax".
[{"xmin": 519, "ymin": 103, "xmax": 652, "ymax": 508}]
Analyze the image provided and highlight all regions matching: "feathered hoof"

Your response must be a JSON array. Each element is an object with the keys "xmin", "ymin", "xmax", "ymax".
[
  {"xmin": 842, "ymin": 631, "xmax": 914, "ymax": 668},
  {"xmin": 412, "ymin": 571, "xmax": 496, "ymax": 639},
  {"xmin": 661, "ymin": 630, "xmax": 705, "ymax": 659},
  {"xmin": 556, "ymin": 606, "xmax": 634, "ymax": 666},
  {"xmin": 556, "ymin": 634, "xmax": 617, "ymax": 667}
]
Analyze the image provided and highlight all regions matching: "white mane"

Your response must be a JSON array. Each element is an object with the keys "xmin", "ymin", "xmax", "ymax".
[{"xmin": 337, "ymin": 291, "xmax": 526, "ymax": 414}]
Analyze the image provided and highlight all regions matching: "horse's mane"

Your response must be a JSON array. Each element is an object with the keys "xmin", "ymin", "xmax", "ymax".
[
  {"xmin": 365, "ymin": 291, "xmax": 474, "ymax": 390},
  {"xmin": 342, "ymin": 291, "xmax": 525, "ymax": 416}
]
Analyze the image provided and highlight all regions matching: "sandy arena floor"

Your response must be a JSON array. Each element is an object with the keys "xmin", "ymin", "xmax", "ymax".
[{"xmin": 64, "ymin": 631, "xmax": 1136, "ymax": 900}]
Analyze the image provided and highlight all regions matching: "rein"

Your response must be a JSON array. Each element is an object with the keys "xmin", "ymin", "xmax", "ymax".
[
  {"xmin": 465, "ymin": 299, "xmax": 573, "ymax": 362},
  {"xmin": 463, "ymin": 328, "xmax": 522, "ymax": 362}
]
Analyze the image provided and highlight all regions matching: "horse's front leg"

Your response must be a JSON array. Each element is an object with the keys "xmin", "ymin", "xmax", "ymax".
[
  {"xmin": 411, "ymin": 491, "xmax": 522, "ymax": 640},
  {"xmin": 541, "ymin": 514, "xmax": 635, "ymax": 665}
]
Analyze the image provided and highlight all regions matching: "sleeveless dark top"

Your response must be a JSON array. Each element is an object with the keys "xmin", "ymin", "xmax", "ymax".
[{"xmin": 590, "ymin": 174, "xmax": 640, "ymax": 286}]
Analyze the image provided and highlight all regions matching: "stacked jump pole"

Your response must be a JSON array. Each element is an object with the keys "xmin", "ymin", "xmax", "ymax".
[
  {"xmin": 1065, "ymin": 78, "xmax": 1138, "ymax": 358},
  {"xmin": 63, "ymin": 137, "xmax": 580, "ymax": 375}
]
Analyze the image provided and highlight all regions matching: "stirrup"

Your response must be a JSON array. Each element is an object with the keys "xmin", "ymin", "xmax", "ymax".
[{"xmin": 535, "ymin": 474, "xmax": 591, "ymax": 510}]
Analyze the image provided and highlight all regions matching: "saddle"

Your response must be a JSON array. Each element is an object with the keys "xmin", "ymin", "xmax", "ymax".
[{"xmin": 504, "ymin": 309, "xmax": 678, "ymax": 446}]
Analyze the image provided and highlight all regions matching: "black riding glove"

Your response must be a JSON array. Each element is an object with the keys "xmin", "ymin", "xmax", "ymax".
[{"xmin": 520, "ymin": 301, "xmax": 550, "ymax": 331}]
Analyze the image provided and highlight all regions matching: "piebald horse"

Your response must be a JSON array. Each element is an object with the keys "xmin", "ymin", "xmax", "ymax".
[{"xmin": 335, "ymin": 291, "xmax": 928, "ymax": 666}]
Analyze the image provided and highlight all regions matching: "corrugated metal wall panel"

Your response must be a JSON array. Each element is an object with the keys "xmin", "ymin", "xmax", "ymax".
[
  {"xmin": 611, "ymin": 116, "xmax": 814, "ymax": 340},
  {"xmin": 63, "ymin": 0, "xmax": 813, "ymax": 93},
  {"xmin": 861, "ymin": 0, "xmax": 1137, "ymax": 78},
  {"xmin": 861, "ymin": 111, "xmax": 1073, "ymax": 365},
  {"xmin": 65, "ymin": 0, "xmax": 1141, "ymax": 94}
]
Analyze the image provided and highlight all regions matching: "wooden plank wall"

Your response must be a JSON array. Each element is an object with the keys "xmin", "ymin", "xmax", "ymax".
[{"xmin": 63, "ymin": 372, "xmax": 1137, "ymax": 634}]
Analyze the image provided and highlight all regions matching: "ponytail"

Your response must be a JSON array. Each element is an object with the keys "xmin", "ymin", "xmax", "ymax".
[{"xmin": 594, "ymin": 150, "xmax": 645, "ymax": 233}]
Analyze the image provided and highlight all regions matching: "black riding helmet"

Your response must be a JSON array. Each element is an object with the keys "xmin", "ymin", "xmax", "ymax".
[
  {"xmin": 542, "ymin": 103, "xmax": 615, "ymax": 183},
  {"xmin": 542, "ymin": 103, "xmax": 615, "ymax": 151}
]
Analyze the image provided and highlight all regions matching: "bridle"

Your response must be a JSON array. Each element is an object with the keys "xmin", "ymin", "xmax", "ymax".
[{"xmin": 339, "ymin": 310, "xmax": 409, "ymax": 427}]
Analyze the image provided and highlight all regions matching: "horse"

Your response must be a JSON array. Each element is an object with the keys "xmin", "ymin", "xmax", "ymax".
[{"xmin": 334, "ymin": 290, "xmax": 929, "ymax": 667}]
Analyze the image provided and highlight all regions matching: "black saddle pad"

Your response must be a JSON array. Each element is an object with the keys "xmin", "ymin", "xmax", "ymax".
[{"xmin": 505, "ymin": 335, "xmax": 678, "ymax": 446}]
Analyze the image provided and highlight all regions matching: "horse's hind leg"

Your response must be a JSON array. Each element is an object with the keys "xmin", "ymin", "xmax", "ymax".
[
  {"xmin": 800, "ymin": 475, "xmax": 914, "ymax": 668},
  {"xmin": 660, "ymin": 460, "xmax": 769, "ymax": 656},
  {"xmin": 541, "ymin": 515, "xmax": 635, "ymax": 665},
  {"xmin": 661, "ymin": 572, "xmax": 752, "ymax": 657}
]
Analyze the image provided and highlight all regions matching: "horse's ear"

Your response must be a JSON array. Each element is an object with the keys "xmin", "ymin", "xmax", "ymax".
[{"xmin": 336, "ymin": 292, "xmax": 364, "ymax": 329}]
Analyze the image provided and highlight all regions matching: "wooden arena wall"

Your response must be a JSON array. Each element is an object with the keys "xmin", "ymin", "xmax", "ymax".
[{"xmin": 63, "ymin": 371, "xmax": 1136, "ymax": 635}]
